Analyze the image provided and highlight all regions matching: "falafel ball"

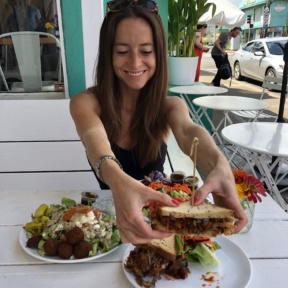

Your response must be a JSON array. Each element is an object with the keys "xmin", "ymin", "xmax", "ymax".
[
  {"xmin": 43, "ymin": 239, "xmax": 58, "ymax": 256},
  {"xmin": 74, "ymin": 240, "xmax": 92, "ymax": 259},
  {"xmin": 57, "ymin": 242, "xmax": 73, "ymax": 259},
  {"xmin": 66, "ymin": 226, "xmax": 84, "ymax": 245},
  {"xmin": 26, "ymin": 235, "xmax": 41, "ymax": 248}
]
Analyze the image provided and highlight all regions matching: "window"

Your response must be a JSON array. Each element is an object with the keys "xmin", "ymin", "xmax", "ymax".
[
  {"xmin": 254, "ymin": 42, "xmax": 264, "ymax": 53},
  {"xmin": 266, "ymin": 41, "xmax": 285, "ymax": 55},
  {"xmin": 254, "ymin": 7, "xmax": 261, "ymax": 22},
  {"xmin": 0, "ymin": 0, "xmax": 63, "ymax": 94},
  {"xmin": 243, "ymin": 42, "xmax": 255, "ymax": 53}
]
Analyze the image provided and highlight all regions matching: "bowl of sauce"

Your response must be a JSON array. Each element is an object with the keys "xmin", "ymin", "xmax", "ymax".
[{"xmin": 81, "ymin": 192, "xmax": 99, "ymax": 205}]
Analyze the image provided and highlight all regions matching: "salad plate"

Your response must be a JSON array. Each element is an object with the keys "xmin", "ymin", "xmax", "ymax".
[
  {"xmin": 19, "ymin": 229, "xmax": 120, "ymax": 264},
  {"xmin": 122, "ymin": 236, "xmax": 252, "ymax": 288}
]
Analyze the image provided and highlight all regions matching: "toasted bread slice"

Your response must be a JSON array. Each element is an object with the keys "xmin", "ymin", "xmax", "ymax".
[
  {"xmin": 159, "ymin": 200, "xmax": 234, "ymax": 219},
  {"xmin": 137, "ymin": 234, "xmax": 176, "ymax": 261}
]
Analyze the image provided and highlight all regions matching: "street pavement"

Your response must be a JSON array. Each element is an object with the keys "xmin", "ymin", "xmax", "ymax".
[{"xmin": 199, "ymin": 51, "xmax": 288, "ymax": 124}]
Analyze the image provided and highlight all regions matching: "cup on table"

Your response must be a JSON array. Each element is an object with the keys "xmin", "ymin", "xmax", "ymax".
[
  {"xmin": 170, "ymin": 171, "xmax": 186, "ymax": 183},
  {"xmin": 81, "ymin": 191, "xmax": 99, "ymax": 205},
  {"xmin": 184, "ymin": 176, "xmax": 199, "ymax": 190}
]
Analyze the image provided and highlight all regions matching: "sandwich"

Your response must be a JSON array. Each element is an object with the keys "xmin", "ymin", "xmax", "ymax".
[
  {"xmin": 149, "ymin": 200, "xmax": 237, "ymax": 237},
  {"xmin": 124, "ymin": 234, "xmax": 190, "ymax": 288},
  {"xmin": 125, "ymin": 233, "xmax": 221, "ymax": 287}
]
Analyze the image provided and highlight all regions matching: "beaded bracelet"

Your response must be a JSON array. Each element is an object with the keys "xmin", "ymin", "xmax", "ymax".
[{"xmin": 95, "ymin": 155, "xmax": 123, "ymax": 183}]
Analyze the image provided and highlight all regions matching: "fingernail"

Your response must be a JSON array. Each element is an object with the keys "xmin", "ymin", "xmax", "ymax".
[
  {"xmin": 172, "ymin": 199, "xmax": 180, "ymax": 205},
  {"xmin": 194, "ymin": 197, "xmax": 199, "ymax": 205}
]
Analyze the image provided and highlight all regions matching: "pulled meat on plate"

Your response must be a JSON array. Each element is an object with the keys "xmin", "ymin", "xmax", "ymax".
[{"xmin": 125, "ymin": 246, "xmax": 189, "ymax": 288}]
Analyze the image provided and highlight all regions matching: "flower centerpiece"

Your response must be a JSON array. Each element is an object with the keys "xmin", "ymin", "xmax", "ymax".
[
  {"xmin": 45, "ymin": 22, "xmax": 55, "ymax": 35},
  {"xmin": 232, "ymin": 169, "xmax": 267, "ymax": 233}
]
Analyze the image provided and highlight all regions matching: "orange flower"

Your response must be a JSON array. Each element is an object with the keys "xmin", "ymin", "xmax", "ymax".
[{"xmin": 233, "ymin": 169, "xmax": 266, "ymax": 203}]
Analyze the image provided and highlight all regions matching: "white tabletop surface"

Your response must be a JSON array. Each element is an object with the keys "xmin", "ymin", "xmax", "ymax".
[
  {"xmin": 1, "ymin": 189, "xmax": 288, "ymax": 288},
  {"xmin": 193, "ymin": 96, "xmax": 269, "ymax": 111},
  {"xmin": 169, "ymin": 85, "xmax": 228, "ymax": 95},
  {"xmin": 222, "ymin": 122, "xmax": 288, "ymax": 157}
]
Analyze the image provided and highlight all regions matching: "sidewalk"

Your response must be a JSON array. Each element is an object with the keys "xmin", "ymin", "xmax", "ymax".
[{"xmin": 199, "ymin": 52, "xmax": 288, "ymax": 123}]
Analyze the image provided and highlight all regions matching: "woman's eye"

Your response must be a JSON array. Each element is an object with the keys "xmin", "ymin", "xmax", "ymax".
[
  {"xmin": 141, "ymin": 51, "xmax": 152, "ymax": 55},
  {"xmin": 116, "ymin": 51, "xmax": 128, "ymax": 55}
]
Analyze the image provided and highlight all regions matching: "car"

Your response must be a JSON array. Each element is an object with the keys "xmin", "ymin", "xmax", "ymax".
[{"xmin": 232, "ymin": 37, "xmax": 288, "ymax": 83}]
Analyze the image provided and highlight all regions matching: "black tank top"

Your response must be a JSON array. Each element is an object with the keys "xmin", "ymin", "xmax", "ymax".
[{"xmin": 89, "ymin": 142, "xmax": 167, "ymax": 189}]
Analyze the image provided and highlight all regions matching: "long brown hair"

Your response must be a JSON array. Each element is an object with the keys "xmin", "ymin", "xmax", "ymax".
[{"xmin": 93, "ymin": 5, "xmax": 169, "ymax": 167}]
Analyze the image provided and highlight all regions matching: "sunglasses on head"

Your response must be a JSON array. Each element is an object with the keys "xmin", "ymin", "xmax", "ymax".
[{"xmin": 106, "ymin": 0, "xmax": 158, "ymax": 18}]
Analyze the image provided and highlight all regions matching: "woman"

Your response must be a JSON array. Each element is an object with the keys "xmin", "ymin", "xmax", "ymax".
[
  {"xmin": 70, "ymin": 1, "xmax": 247, "ymax": 244},
  {"xmin": 194, "ymin": 23, "xmax": 210, "ymax": 82}
]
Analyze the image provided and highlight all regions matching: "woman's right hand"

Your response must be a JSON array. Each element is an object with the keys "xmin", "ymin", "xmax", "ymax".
[{"xmin": 108, "ymin": 172, "xmax": 179, "ymax": 244}]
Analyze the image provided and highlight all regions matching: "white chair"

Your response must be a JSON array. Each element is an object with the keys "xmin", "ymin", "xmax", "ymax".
[
  {"xmin": 231, "ymin": 76, "xmax": 287, "ymax": 122},
  {"xmin": 0, "ymin": 32, "xmax": 61, "ymax": 92}
]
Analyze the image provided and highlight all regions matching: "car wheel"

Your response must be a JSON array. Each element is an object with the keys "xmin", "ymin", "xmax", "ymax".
[
  {"xmin": 265, "ymin": 68, "xmax": 276, "ymax": 78},
  {"xmin": 234, "ymin": 62, "xmax": 243, "ymax": 80},
  {"xmin": 265, "ymin": 68, "xmax": 278, "ymax": 90}
]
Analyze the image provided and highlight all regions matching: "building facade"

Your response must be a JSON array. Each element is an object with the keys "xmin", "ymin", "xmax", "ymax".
[{"xmin": 239, "ymin": 0, "xmax": 288, "ymax": 44}]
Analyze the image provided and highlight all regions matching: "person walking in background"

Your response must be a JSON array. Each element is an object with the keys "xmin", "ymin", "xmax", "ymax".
[
  {"xmin": 70, "ymin": 1, "xmax": 247, "ymax": 244},
  {"xmin": 26, "ymin": 0, "xmax": 41, "ymax": 31},
  {"xmin": 211, "ymin": 26, "xmax": 242, "ymax": 86},
  {"xmin": 5, "ymin": 0, "xmax": 29, "ymax": 32},
  {"xmin": 194, "ymin": 23, "xmax": 210, "ymax": 82}
]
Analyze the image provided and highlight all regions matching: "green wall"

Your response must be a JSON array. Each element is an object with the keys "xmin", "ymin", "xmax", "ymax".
[{"xmin": 61, "ymin": 0, "xmax": 85, "ymax": 97}]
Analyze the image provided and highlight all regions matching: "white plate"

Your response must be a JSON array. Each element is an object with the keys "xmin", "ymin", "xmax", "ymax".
[
  {"xmin": 122, "ymin": 236, "xmax": 252, "ymax": 288},
  {"xmin": 19, "ymin": 229, "xmax": 120, "ymax": 264}
]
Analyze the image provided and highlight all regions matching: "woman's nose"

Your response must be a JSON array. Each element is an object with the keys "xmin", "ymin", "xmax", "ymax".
[{"xmin": 129, "ymin": 53, "xmax": 141, "ymax": 68}]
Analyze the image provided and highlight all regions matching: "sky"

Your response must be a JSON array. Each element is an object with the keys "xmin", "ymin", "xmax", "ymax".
[{"xmin": 230, "ymin": 0, "xmax": 242, "ymax": 6}]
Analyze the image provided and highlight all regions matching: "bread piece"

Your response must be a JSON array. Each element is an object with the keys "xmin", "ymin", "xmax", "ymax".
[
  {"xmin": 159, "ymin": 200, "xmax": 234, "ymax": 219},
  {"xmin": 137, "ymin": 234, "xmax": 176, "ymax": 261}
]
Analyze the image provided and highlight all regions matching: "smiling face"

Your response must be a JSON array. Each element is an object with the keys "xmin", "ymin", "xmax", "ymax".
[{"xmin": 112, "ymin": 17, "xmax": 156, "ymax": 93}]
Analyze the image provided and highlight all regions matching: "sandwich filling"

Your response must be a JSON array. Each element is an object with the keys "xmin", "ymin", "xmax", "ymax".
[
  {"xmin": 149, "ymin": 201, "xmax": 237, "ymax": 237},
  {"xmin": 152, "ymin": 213, "xmax": 236, "ymax": 236}
]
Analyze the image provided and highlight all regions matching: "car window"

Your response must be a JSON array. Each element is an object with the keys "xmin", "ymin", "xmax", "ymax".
[
  {"xmin": 266, "ymin": 41, "xmax": 286, "ymax": 55},
  {"xmin": 243, "ymin": 42, "xmax": 255, "ymax": 53},
  {"xmin": 254, "ymin": 42, "xmax": 264, "ymax": 53}
]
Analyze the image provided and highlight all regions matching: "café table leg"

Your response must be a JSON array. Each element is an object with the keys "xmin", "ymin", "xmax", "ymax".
[
  {"xmin": 179, "ymin": 93, "xmax": 205, "ymax": 126},
  {"xmin": 198, "ymin": 107, "xmax": 225, "ymax": 145},
  {"xmin": 251, "ymin": 152, "xmax": 288, "ymax": 212}
]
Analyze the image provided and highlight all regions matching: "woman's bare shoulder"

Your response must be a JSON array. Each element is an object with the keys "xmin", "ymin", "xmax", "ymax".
[
  {"xmin": 70, "ymin": 89, "xmax": 99, "ymax": 114},
  {"xmin": 165, "ymin": 95, "xmax": 187, "ymax": 110}
]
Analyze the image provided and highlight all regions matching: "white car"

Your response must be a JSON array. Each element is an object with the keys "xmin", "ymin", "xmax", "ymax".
[{"xmin": 232, "ymin": 37, "xmax": 288, "ymax": 82}]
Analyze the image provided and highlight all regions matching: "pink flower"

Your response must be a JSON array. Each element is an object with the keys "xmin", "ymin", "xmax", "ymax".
[{"xmin": 233, "ymin": 169, "xmax": 267, "ymax": 203}]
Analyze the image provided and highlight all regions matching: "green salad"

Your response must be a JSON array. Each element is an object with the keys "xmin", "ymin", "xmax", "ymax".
[{"xmin": 24, "ymin": 198, "xmax": 121, "ymax": 259}]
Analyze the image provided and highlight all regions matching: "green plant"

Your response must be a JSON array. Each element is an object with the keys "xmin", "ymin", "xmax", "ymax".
[{"xmin": 168, "ymin": 0, "xmax": 216, "ymax": 57}]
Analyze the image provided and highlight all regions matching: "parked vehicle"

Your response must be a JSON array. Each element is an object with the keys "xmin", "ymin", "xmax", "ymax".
[{"xmin": 232, "ymin": 37, "xmax": 288, "ymax": 83}]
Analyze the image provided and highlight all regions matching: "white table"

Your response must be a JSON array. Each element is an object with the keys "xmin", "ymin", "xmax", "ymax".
[
  {"xmin": 1, "ymin": 190, "xmax": 288, "ymax": 288},
  {"xmin": 169, "ymin": 85, "xmax": 228, "ymax": 128},
  {"xmin": 222, "ymin": 122, "xmax": 288, "ymax": 212},
  {"xmin": 193, "ymin": 96, "xmax": 270, "ymax": 146}
]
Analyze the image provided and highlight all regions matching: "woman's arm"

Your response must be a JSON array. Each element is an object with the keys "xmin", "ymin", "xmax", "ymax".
[
  {"xmin": 165, "ymin": 96, "xmax": 248, "ymax": 232},
  {"xmin": 195, "ymin": 33, "xmax": 209, "ymax": 52},
  {"xmin": 70, "ymin": 92, "xmax": 179, "ymax": 244}
]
